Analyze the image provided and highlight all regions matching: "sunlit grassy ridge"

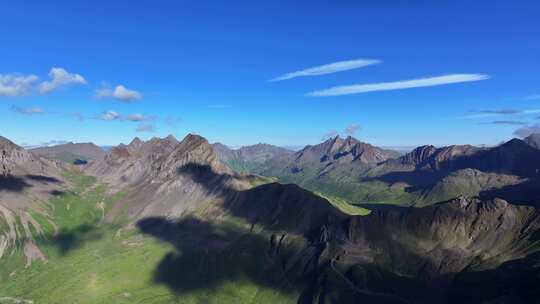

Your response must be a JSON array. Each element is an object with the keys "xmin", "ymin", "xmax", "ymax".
[
  {"xmin": 314, "ymin": 192, "xmax": 371, "ymax": 216},
  {"xmin": 0, "ymin": 171, "xmax": 298, "ymax": 304}
]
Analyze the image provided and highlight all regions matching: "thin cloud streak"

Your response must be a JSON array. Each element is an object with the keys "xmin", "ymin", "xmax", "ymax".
[
  {"xmin": 307, "ymin": 74, "xmax": 489, "ymax": 97},
  {"xmin": 461, "ymin": 109, "xmax": 540, "ymax": 119},
  {"xmin": 271, "ymin": 59, "xmax": 381, "ymax": 81},
  {"xmin": 479, "ymin": 120, "xmax": 528, "ymax": 126},
  {"xmin": 10, "ymin": 105, "xmax": 45, "ymax": 115},
  {"xmin": 136, "ymin": 123, "xmax": 155, "ymax": 132}
]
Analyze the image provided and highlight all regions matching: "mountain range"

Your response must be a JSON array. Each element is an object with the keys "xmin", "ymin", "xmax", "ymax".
[
  {"xmin": 30, "ymin": 142, "xmax": 105, "ymax": 164},
  {"xmin": 209, "ymin": 134, "xmax": 540, "ymax": 208},
  {"xmin": 1, "ymin": 133, "xmax": 540, "ymax": 303}
]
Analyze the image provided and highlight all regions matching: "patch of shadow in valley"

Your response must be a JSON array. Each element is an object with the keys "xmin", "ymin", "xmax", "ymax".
[
  {"xmin": 49, "ymin": 189, "xmax": 67, "ymax": 196},
  {"xmin": 136, "ymin": 216, "xmax": 303, "ymax": 298},
  {"xmin": 361, "ymin": 171, "xmax": 443, "ymax": 193},
  {"xmin": 25, "ymin": 174, "xmax": 62, "ymax": 184},
  {"xmin": 137, "ymin": 163, "xmax": 432, "ymax": 303},
  {"xmin": 0, "ymin": 175, "xmax": 32, "ymax": 192},
  {"xmin": 49, "ymin": 224, "xmax": 103, "ymax": 255}
]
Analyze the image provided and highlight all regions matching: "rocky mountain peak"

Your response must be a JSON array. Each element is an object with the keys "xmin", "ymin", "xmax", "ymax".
[
  {"xmin": 0, "ymin": 136, "xmax": 21, "ymax": 152},
  {"xmin": 400, "ymin": 145, "xmax": 437, "ymax": 165},
  {"xmin": 1, "ymin": 135, "xmax": 33, "ymax": 174},
  {"xmin": 129, "ymin": 137, "xmax": 143, "ymax": 147}
]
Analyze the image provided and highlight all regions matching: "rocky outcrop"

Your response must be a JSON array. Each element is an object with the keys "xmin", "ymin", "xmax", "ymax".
[
  {"xmin": 295, "ymin": 136, "xmax": 399, "ymax": 166},
  {"xmin": 1, "ymin": 135, "xmax": 67, "ymax": 264}
]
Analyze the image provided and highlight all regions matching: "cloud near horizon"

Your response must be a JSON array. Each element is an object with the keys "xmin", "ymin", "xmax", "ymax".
[
  {"xmin": 270, "ymin": 58, "xmax": 381, "ymax": 82},
  {"xmin": 126, "ymin": 113, "xmax": 151, "ymax": 122},
  {"xmin": 100, "ymin": 110, "xmax": 121, "ymax": 121},
  {"xmin": 344, "ymin": 124, "xmax": 361, "ymax": 135},
  {"xmin": 480, "ymin": 120, "xmax": 527, "ymax": 126},
  {"xmin": 136, "ymin": 123, "xmax": 155, "ymax": 132},
  {"xmin": 514, "ymin": 124, "xmax": 540, "ymax": 138},
  {"xmin": 22, "ymin": 140, "xmax": 69, "ymax": 149},
  {"xmin": 10, "ymin": 105, "xmax": 45, "ymax": 115},
  {"xmin": 97, "ymin": 84, "xmax": 142, "ymax": 102},
  {"xmin": 461, "ymin": 108, "xmax": 540, "ymax": 119},
  {"xmin": 0, "ymin": 73, "xmax": 39, "ymax": 97},
  {"xmin": 39, "ymin": 67, "xmax": 87, "ymax": 94},
  {"xmin": 307, "ymin": 74, "xmax": 489, "ymax": 97}
]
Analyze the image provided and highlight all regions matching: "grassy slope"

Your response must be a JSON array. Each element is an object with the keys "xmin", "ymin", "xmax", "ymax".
[
  {"xmin": 270, "ymin": 170, "xmax": 417, "ymax": 207},
  {"xmin": 53, "ymin": 151, "xmax": 88, "ymax": 164},
  {"xmin": 0, "ymin": 171, "xmax": 297, "ymax": 304},
  {"xmin": 314, "ymin": 192, "xmax": 371, "ymax": 216}
]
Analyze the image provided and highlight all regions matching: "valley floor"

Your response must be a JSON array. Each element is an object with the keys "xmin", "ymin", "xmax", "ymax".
[{"xmin": 0, "ymin": 171, "xmax": 298, "ymax": 304}]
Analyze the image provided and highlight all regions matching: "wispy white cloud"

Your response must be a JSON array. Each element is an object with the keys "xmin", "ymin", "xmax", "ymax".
[
  {"xmin": 0, "ymin": 73, "xmax": 39, "ymax": 97},
  {"xmin": 479, "ymin": 120, "xmax": 527, "ymax": 126},
  {"xmin": 126, "ymin": 113, "xmax": 149, "ymax": 122},
  {"xmin": 136, "ymin": 123, "xmax": 155, "ymax": 132},
  {"xmin": 344, "ymin": 124, "xmax": 361, "ymax": 136},
  {"xmin": 100, "ymin": 110, "xmax": 121, "ymax": 121},
  {"xmin": 514, "ymin": 124, "xmax": 540, "ymax": 137},
  {"xmin": 23, "ymin": 140, "xmax": 69, "ymax": 149},
  {"xmin": 307, "ymin": 74, "xmax": 489, "ymax": 97},
  {"xmin": 39, "ymin": 67, "xmax": 87, "ymax": 94},
  {"xmin": 10, "ymin": 105, "xmax": 45, "ymax": 115},
  {"xmin": 96, "ymin": 85, "xmax": 142, "ymax": 102},
  {"xmin": 460, "ymin": 109, "xmax": 540, "ymax": 119},
  {"xmin": 270, "ymin": 59, "xmax": 381, "ymax": 82}
]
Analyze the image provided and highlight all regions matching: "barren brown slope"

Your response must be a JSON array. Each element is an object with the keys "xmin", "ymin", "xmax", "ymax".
[{"xmin": 1, "ymin": 135, "xmax": 69, "ymax": 263}]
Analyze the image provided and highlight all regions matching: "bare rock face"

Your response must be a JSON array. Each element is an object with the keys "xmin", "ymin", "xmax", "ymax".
[
  {"xmin": 1, "ymin": 135, "xmax": 67, "ymax": 264},
  {"xmin": 296, "ymin": 136, "xmax": 399, "ymax": 166},
  {"xmin": 1, "ymin": 136, "xmax": 33, "ymax": 175},
  {"xmin": 342, "ymin": 197, "xmax": 539, "ymax": 273},
  {"xmin": 87, "ymin": 134, "xmax": 248, "ymax": 220},
  {"xmin": 292, "ymin": 197, "xmax": 540, "ymax": 303},
  {"xmin": 257, "ymin": 135, "xmax": 400, "ymax": 184}
]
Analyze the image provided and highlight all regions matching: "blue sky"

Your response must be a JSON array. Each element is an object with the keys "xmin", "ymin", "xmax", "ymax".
[{"xmin": 1, "ymin": 1, "xmax": 539, "ymax": 148}]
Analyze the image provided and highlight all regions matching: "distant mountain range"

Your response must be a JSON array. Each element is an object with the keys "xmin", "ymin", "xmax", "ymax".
[
  {"xmin": 209, "ymin": 134, "xmax": 540, "ymax": 207},
  {"xmin": 2, "ymin": 132, "xmax": 540, "ymax": 303},
  {"xmin": 212, "ymin": 142, "xmax": 294, "ymax": 173},
  {"xmin": 30, "ymin": 142, "xmax": 105, "ymax": 164}
]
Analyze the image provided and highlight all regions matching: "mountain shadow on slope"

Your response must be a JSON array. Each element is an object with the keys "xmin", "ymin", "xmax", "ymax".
[
  {"xmin": 0, "ymin": 175, "xmax": 31, "ymax": 192},
  {"xmin": 137, "ymin": 161, "xmax": 540, "ymax": 303}
]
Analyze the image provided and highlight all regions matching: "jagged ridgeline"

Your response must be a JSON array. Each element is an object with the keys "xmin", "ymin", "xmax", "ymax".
[
  {"xmin": 0, "ymin": 134, "xmax": 539, "ymax": 303},
  {"xmin": 218, "ymin": 134, "xmax": 540, "ymax": 207}
]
